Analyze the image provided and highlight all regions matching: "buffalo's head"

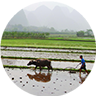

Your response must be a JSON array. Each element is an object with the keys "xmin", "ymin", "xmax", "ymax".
[
  {"xmin": 27, "ymin": 60, "xmax": 33, "ymax": 66},
  {"xmin": 27, "ymin": 60, "xmax": 37, "ymax": 66}
]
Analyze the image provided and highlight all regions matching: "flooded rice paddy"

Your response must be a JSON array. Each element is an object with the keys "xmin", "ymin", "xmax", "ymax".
[
  {"xmin": 1, "ymin": 46, "xmax": 96, "ymax": 54},
  {"xmin": 2, "ymin": 58, "xmax": 93, "ymax": 70},
  {"xmin": 1, "ymin": 50, "xmax": 95, "ymax": 61},
  {"xmin": 1, "ymin": 46, "xmax": 95, "ymax": 96},
  {"xmin": 5, "ymin": 68, "xmax": 88, "ymax": 96}
]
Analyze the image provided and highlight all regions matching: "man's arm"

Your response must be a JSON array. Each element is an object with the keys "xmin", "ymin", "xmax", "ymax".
[
  {"xmin": 79, "ymin": 62, "xmax": 81, "ymax": 65},
  {"xmin": 82, "ymin": 62, "xmax": 85, "ymax": 67}
]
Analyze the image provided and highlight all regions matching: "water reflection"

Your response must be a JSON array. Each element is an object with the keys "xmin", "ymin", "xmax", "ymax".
[
  {"xmin": 79, "ymin": 74, "xmax": 88, "ymax": 84},
  {"xmin": 79, "ymin": 75, "xmax": 96, "ymax": 96},
  {"xmin": 79, "ymin": 74, "xmax": 88, "ymax": 96},
  {"xmin": 27, "ymin": 71, "xmax": 52, "ymax": 83}
]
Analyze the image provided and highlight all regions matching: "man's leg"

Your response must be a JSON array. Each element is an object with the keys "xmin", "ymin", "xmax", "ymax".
[
  {"xmin": 84, "ymin": 65, "xmax": 89, "ymax": 75},
  {"xmin": 79, "ymin": 69, "xmax": 82, "ymax": 76},
  {"xmin": 85, "ymin": 69, "xmax": 89, "ymax": 75}
]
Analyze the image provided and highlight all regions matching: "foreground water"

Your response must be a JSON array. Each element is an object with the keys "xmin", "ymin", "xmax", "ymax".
[
  {"xmin": 5, "ymin": 68, "xmax": 88, "ymax": 96},
  {"xmin": 1, "ymin": 46, "xmax": 93, "ymax": 96}
]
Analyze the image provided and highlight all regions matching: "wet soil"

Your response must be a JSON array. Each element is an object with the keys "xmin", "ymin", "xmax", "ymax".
[
  {"xmin": 5, "ymin": 68, "xmax": 88, "ymax": 96},
  {"xmin": 1, "ymin": 47, "xmax": 96, "ymax": 53},
  {"xmin": 1, "ymin": 46, "xmax": 94, "ymax": 96},
  {"xmin": 2, "ymin": 58, "xmax": 93, "ymax": 70},
  {"xmin": 1, "ymin": 50, "xmax": 95, "ymax": 61}
]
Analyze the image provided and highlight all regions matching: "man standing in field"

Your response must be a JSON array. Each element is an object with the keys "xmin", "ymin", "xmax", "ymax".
[{"xmin": 79, "ymin": 55, "xmax": 89, "ymax": 75}]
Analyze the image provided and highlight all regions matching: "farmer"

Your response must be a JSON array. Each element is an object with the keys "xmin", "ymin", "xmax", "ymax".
[{"xmin": 79, "ymin": 55, "xmax": 89, "ymax": 75}]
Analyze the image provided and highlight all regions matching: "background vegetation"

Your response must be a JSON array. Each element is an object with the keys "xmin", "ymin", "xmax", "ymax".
[
  {"xmin": 2, "ymin": 31, "xmax": 50, "ymax": 39},
  {"xmin": 1, "ymin": 28, "xmax": 95, "ymax": 50},
  {"xmin": 1, "ymin": 39, "xmax": 96, "ymax": 50}
]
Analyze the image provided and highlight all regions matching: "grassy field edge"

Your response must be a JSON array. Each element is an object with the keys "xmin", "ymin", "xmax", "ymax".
[
  {"xmin": 3, "ymin": 65, "xmax": 91, "ymax": 72},
  {"xmin": 1, "ymin": 56, "xmax": 95, "ymax": 63},
  {"xmin": 1, "ymin": 49, "xmax": 96, "ymax": 54}
]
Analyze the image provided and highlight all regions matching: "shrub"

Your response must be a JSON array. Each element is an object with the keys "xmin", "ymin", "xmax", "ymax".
[{"xmin": 77, "ymin": 31, "xmax": 84, "ymax": 37}]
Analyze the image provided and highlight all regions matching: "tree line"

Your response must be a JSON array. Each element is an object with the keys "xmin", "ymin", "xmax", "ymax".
[
  {"xmin": 2, "ymin": 31, "xmax": 50, "ymax": 39},
  {"xmin": 5, "ymin": 24, "xmax": 57, "ymax": 32},
  {"xmin": 76, "ymin": 29, "xmax": 94, "ymax": 37}
]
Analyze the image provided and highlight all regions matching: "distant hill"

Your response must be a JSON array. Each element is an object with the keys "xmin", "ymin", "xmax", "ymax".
[
  {"xmin": 24, "ymin": 5, "xmax": 91, "ymax": 31},
  {"xmin": 24, "ymin": 5, "xmax": 84, "ymax": 30},
  {"xmin": 33, "ymin": 5, "xmax": 52, "ymax": 26},
  {"xmin": 25, "ymin": 5, "xmax": 76, "ymax": 30},
  {"xmin": 44, "ymin": 6, "xmax": 79, "ymax": 31}
]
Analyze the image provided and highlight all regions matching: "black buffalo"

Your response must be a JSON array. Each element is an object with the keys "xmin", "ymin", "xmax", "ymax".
[{"xmin": 27, "ymin": 59, "xmax": 53, "ymax": 71}]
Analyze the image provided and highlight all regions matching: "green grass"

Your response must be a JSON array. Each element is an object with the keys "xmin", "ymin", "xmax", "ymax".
[
  {"xmin": 1, "ymin": 39, "xmax": 96, "ymax": 50},
  {"xmin": 49, "ymin": 33, "xmax": 95, "ymax": 41},
  {"xmin": 1, "ymin": 56, "xmax": 95, "ymax": 63},
  {"xmin": 3, "ymin": 65, "xmax": 91, "ymax": 72},
  {"xmin": 3, "ymin": 65, "xmax": 29, "ymax": 69},
  {"xmin": 1, "ymin": 49, "xmax": 96, "ymax": 54}
]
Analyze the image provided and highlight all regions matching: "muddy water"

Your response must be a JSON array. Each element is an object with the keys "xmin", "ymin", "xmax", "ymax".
[
  {"xmin": 5, "ymin": 68, "xmax": 88, "ymax": 96},
  {"xmin": 2, "ymin": 58, "xmax": 94, "ymax": 70},
  {"xmin": 1, "ymin": 46, "xmax": 96, "ymax": 53},
  {"xmin": 1, "ymin": 50, "xmax": 95, "ymax": 61},
  {"xmin": 1, "ymin": 46, "xmax": 95, "ymax": 96}
]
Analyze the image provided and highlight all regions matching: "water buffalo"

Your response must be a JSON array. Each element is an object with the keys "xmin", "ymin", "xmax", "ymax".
[{"xmin": 27, "ymin": 59, "xmax": 53, "ymax": 71}]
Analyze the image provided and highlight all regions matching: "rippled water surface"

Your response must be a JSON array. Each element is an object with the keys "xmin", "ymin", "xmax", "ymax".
[
  {"xmin": 1, "ymin": 45, "xmax": 94, "ymax": 96},
  {"xmin": 1, "ymin": 47, "xmax": 96, "ymax": 53},
  {"xmin": 5, "ymin": 68, "xmax": 88, "ymax": 96}
]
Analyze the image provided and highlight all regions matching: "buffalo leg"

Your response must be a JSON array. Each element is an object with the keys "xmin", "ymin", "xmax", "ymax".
[
  {"xmin": 35, "ymin": 66, "xmax": 38, "ymax": 70},
  {"xmin": 47, "ymin": 66, "xmax": 52, "ymax": 71},
  {"xmin": 49, "ymin": 66, "xmax": 53, "ymax": 71},
  {"xmin": 47, "ymin": 66, "xmax": 50, "ymax": 71},
  {"xmin": 39, "ymin": 66, "xmax": 42, "ymax": 71}
]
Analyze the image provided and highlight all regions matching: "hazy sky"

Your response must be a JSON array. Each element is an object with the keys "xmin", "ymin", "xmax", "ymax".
[{"xmin": 24, "ymin": 1, "xmax": 73, "ymax": 12}]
